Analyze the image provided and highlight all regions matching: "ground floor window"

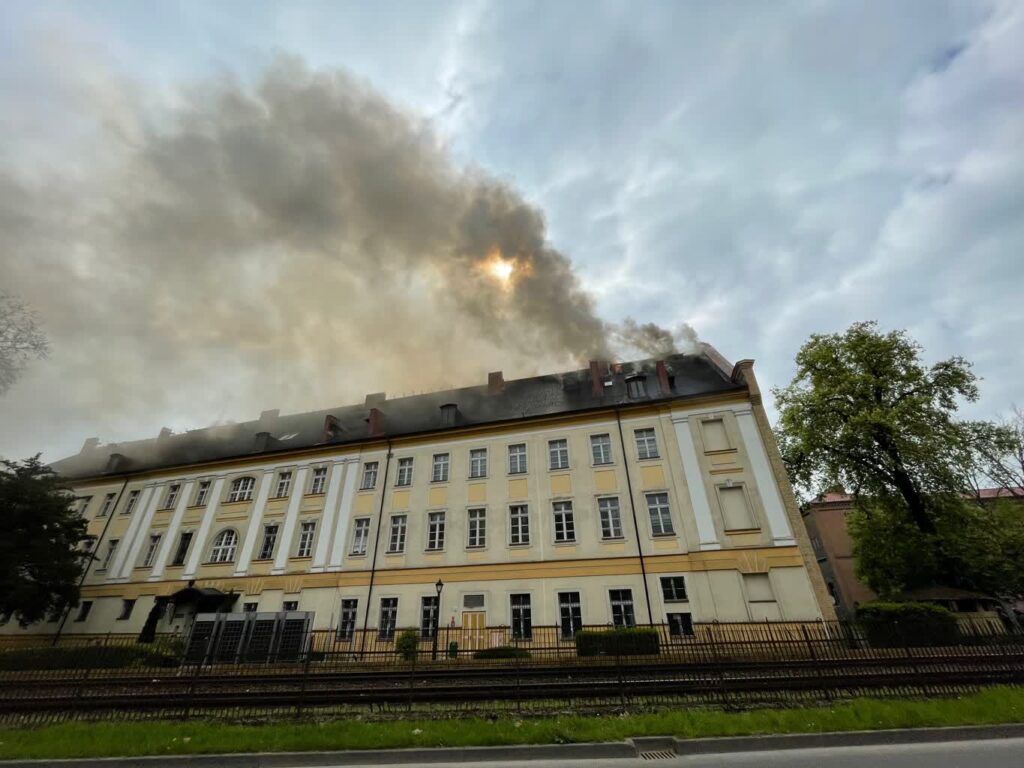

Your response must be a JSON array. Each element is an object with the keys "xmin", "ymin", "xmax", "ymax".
[
  {"xmin": 338, "ymin": 599, "xmax": 358, "ymax": 640},
  {"xmin": 558, "ymin": 592, "xmax": 582, "ymax": 639},
  {"xmin": 117, "ymin": 599, "xmax": 135, "ymax": 621},
  {"xmin": 667, "ymin": 612, "xmax": 695, "ymax": 637},
  {"xmin": 421, "ymin": 596, "xmax": 439, "ymax": 639},
  {"xmin": 511, "ymin": 593, "xmax": 533, "ymax": 640},
  {"xmin": 379, "ymin": 597, "xmax": 398, "ymax": 640},
  {"xmin": 609, "ymin": 589, "xmax": 636, "ymax": 628}
]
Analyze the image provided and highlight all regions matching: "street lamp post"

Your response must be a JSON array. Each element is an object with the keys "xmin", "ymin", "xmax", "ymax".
[{"xmin": 431, "ymin": 579, "xmax": 444, "ymax": 661}]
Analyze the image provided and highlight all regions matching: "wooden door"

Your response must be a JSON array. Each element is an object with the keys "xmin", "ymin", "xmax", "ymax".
[{"xmin": 462, "ymin": 611, "xmax": 487, "ymax": 650}]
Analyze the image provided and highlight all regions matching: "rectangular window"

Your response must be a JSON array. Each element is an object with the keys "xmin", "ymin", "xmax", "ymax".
[
  {"xmin": 590, "ymin": 434, "xmax": 613, "ymax": 465},
  {"xmin": 99, "ymin": 492, "xmax": 116, "ymax": 517},
  {"xmin": 227, "ymin": 477, "xmax": 255, "ymax": 502},
  {"xmin": 553, "ymin": 501, "xmax": 575, "ymax": 542},
  {"xmin": 744, "ymin": 573, "xmax": 775, "ymax": 602},
  {"xmin": 467, "ymin": 508, "xmax": 486, "ymax": 548},
  {"xmin": 122, "ymin": 490, "xmax": 140, "ymax": 516},
  {"xmin": 432, "ymin": 453, "xmax": 450, "ymax": 483},
  {"xmin": 626, "ymin": 376, "xmax": 647, "ymax": 398},
  {"xmin": 660, "ymin": 576, "xmax": 688, "ymax": 602},
  {"xmin": 511, "ymin": 594, "xmax": 533, "ymax": 640},
  {"xmin": 508, "ymin": 443, "xmax": 527, "ymax": 474},
  {"xmin": 296, "ymin": 521, "xmax": 316, "ymax": 557},
  {"xmin": 646, "ymin": 492, "xmax": 674, "ymax": 536},
  {"xmin": 668, "ymin": 612, "xmax": 695, "ymax": 637},
  {"xmin": 420, "ymin": 595, "xmax": 439, "ymax": 639},
  {"xmin": 243, "ymin": 602, "xmax": 258, "ymax": 613},
  {"xmin": 195, "ymin": 480, "xmax": 211, "ymax": 506},
  {"xmin": 350, "ymin": 518, "xmax": 370, "ymax": 555},
  {"xmin": 164, "ymin": 484, "xmax": 180, "ymax": 509},
  {"xmin": 509, "ymin": 504, "xmax": 530, "ymax": 546},
  {"xmin": 558, "ymin": 592, "xmax": 582, "ymax": 639},
  {"xmin": 171, "ymin": 531, "xmax": 193, "ymax": 566},
  {"xmin": 719, "ymin": 486, "xmax": 756, "ymax": 530},
  {"xmin": 609, "ymin": 589, "xmax": 636, "ymax": 628},
  {"xmin": 379, "ymin": 597, "xmax": 398, "ymax": 640},
  {"xmin": 74, "ymin": 601, "xmax": 93, "ymax": 622},
  {"xmin": 427, "ymin": 511, "xmax": 446, "ymax": 551},
  {"xmin": 388, "ymin": 515, "xmax": 407, "ymax": 553},
  {"xmin": 396, "ymin": 457, "xmax": 413, "ymax": 487},
  {"xmin": 283, "ymin": 600, "xmax": 299, "ymax": 612},
  {"xmin": 548, "ymin": 439, "xmax": 569, "ymax": 470},
  {"xmin": 117, "ymin": 599, "xmax": 135, "ymax": 621},
  {"xmin": 309, "ymin": 467, "xmax": 327, "ymax": 495},
  {"xmin": 275, "ymin": 471, "xmax": 292, "ymax": 498},
  {"xmin": 338, "ymin": 598, "xmax": 358, "ymax": 640},
  {"xmin": 78, "ymin": 496, "xmax": 92, "ymax": 516},
  {"xmin": 701, "ymin": 418, "xmax": 730, "ymax": 452},
  {"xmin": 361, "ymin": 461, "xmax": 379, "ymax": 490},
  {"xmin": 142, "ymin": 534, "xmax": 161, "ymax": 568},
  {"xmin": 598, "ymin": 497, "xmax": 623, "ymax": 539},
  {"xmin": 100, "ymin": 539, "xmax": 119, "ymax": 570},
  {"xmin": 257, "ymin": 524, "xmax": 278, "ymax": 560},
  {"xmin": 469, "ymin": 448, "xmax": 488, "ymax": 478},
  {"xmin": 634, "ymin": 428, "xmax": 659, "ymax": 459}
]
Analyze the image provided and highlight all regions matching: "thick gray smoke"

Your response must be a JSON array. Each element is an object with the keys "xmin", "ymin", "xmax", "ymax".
[{"xmin": 1, "ymin": 58, "xmax": 695, "ymax": 457}]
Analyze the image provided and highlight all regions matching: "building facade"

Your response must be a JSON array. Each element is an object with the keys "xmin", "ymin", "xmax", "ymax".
[{"xmin": 5, "ymin": 349, "xmax": 834, "ymax": 642}]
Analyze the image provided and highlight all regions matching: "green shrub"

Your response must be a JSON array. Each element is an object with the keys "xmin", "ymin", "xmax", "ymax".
[
  {"xmin": 447, "ymin": 641, "xmax": 459, "ymax": 659},
  {"xmin": 472, "ymin": 646, "xmax": 531, "ymax": 660},
  {"xmin": 394, "ymin": 629, "xmax": 420, "ymax": 662},
  {"xmin": 856, "ymin": 601, "xmax": 959, "ymax": 648},
  {"xmin": 0, "ymin": 644, "xmax": 180, "ymax": 671},
  {"xmin": 575, "ymin": 628, "xmax": 660, "ymax": 657}
]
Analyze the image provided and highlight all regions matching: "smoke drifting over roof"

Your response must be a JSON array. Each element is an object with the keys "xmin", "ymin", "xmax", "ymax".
[{"xmin": 1, "ymin": 58, "xmax": 697, "ymax": 455}]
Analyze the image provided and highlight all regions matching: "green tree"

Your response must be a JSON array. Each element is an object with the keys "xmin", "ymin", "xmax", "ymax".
[
  {"xmin": 847, "ymin": 500, "xmax": 938, "ymax": 598},
  {"xmin": 0, "ymin": 456, "xmax": 93, "ymax": 626},
  {"xmin": 774, "ymin": 321, "xmax": 1005, "ymax": 533}
]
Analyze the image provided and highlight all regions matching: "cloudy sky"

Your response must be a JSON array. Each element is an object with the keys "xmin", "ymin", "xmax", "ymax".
[{"xmin": 1, "ymin": 0, "xmax": 1022, "ymax": 463}]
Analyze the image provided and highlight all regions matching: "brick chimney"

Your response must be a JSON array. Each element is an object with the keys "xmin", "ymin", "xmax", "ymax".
[
  {"xmin": 258, "ymin": 409, "xmax": 279, "ymax": 431},
  {"xmin": 589, "ymin": 360, "xmax": 609, "ymax": 397},
  {"xmin": 158, "ymin": 427, "xmax": 172, "ymax": 440},
  {"xmin": 656, "ymin": 360, "xmax": 672, "ymax": 395},
  {"xmin": 80, "ymin": 437, "xmax": 99, "ymax": 454},
  {"xmin": 487, "ymin": 371, "xmax": 505, "ymax": 395},
  {"xmin": 105, "ymin": 453, "xmax": 127, "ymax": 473},
  {"xmin": 365, "ymin": 392, "xmax": 386, "ymax": 408},
  {"xmin": 323, "ymin": 414, "xmax": 342, "ymax": 441},
  {"xmin": 253, "ymin": 431, "xmax": 271, "ymax": 452},
  {"xmin": 367, "ymin": 407, "xmax": 385, "ymax": 437}
]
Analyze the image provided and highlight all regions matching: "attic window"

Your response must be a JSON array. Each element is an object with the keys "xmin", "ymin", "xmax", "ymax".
[
  {"xmin": 626, "ymin": 375, "xmax": 647, "ymax": 399},
  {"xmin": 440, "ymin": 404, "xmax": 458, "ymax": 427}
]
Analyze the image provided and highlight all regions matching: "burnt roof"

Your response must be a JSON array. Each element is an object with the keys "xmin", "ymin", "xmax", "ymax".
[{"xmin": 51, "ymin": 349, "xmax": 744, "ymax": 482}]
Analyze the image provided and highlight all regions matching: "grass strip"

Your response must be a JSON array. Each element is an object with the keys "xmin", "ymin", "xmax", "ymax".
[{"xmin": 0, "ymin": 686, "xmax": 1022, "ymax": 760}]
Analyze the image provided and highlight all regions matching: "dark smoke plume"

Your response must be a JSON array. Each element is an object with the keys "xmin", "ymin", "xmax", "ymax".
[{"xmin": 0, "ymin": 58, "xmax": 696, "ymax": 456}]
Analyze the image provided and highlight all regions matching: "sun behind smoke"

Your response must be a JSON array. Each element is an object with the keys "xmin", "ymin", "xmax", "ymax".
[{"xmin": 478, "ymin": 248, "xmax": 530, "ymax": 291}]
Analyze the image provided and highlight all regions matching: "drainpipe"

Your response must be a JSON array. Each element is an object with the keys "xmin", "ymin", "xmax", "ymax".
[
  {"xmin": 53, "ymin": 475, "xmax": 130, "ymax": 645},
  {"xmin": 615, "ymin": 407, "xmax": 654, "ymax": 625},
  {"xmin": 358, "ymin": 439, "xmax": 392, "ymax": 656}
]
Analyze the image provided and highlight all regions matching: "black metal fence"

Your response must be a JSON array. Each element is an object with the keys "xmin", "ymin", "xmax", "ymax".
[{"xmin": 1, "ymin": 618, "xmax": 1021, "ymax": 724}]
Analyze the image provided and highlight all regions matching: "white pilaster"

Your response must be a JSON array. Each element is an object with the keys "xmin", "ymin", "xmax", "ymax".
[
  {"xmin": 182, "ymin": 477, "xmax": 224, "ymax": 578},
  {"xmin": 110, "ymin": 484, "xmax": 157, "ymax": 581},
  {"xmin": 272, "ymin": 465, "xmax": 309, "ymax": 575},
  {"xmin": 311, "ymin": 461, "xmax": 347, "ymax": 572},
  {"xmin": 735, "ymin": 407, "xmax": 796, "ymax": 546},
  {"xmin": 234, "ymin": 469, "xmax": 276, "ymax": 576},
  {"xmin": 147, "ymin": 482, "xmax": 186, "ymax": 580},
  {"xmin": 327, "ymin": 461, "xmax": 359, "ymax": 570},
  {"xmin": 671, "ymin": 416, "xmax": 721, "ymax": 551}
]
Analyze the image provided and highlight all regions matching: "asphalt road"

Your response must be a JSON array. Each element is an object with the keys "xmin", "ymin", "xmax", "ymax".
[{"xmin": 329, "ymin": 736, "xmax": 1024, "ymax": 768}]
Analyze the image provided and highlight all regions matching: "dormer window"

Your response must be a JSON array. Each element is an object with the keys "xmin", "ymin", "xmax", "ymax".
[
  {"xmin": 626, "ymin": 375, "xmax": 647, "ymax": 399},
  {"xmin": 440, "ymin": 403, "xmax": 458, "ymax": 427}
]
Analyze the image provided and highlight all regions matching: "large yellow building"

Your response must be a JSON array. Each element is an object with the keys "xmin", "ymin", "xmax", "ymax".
[{"xmin": 6, "ymin": 347, "xmax": 833, "ymax": 644}]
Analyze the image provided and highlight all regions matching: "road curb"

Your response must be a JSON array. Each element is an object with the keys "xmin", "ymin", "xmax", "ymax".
[{"xmin": 3, "ymin": 723, "xmax": 1024, "ymax": 766}]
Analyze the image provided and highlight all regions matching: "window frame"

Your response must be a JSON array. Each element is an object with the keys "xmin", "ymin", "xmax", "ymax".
[
  {"xmin": 170, "ymin": 531, "xmax": 193, "ymax": 566},
  {"xmin": 209, "ymin": 529, "xmax": 239, "ymax": 563},
  {"xmin": 508, "ymin": 443, "xmax": 528, "ymax": 475},
  {"xmin": 338, "ymin": 598, "xmax": 359, "ymax": 640},
  {"xmin": 645, "ymin": 492, "xmax": 675, "ymax": 536},
  {"xmin": 378, "ymin": 597, "xmax": 399, "ymax": 640},
  {"xmin": 557, "ymin": 591, "xmax": 583, "ymax": 639},
  {"xmin": 350, "ymin": 518, "xmax": 371, "ymax": 556},
  {"xmin": 598, "ymin": 496, "xmax": 623, "ymax": 539},
  {"xmin": 634, "ymin": 428, "xmax": 660, "ymax": 460},
  {"xmin": 258, "ymin": 523, "xmax": 279, "ymax": 560},
  {"xmin": 142, "ymin": 534, "xmax": 162, "ymax": 568},
  {"xmin": 227, "ymin": 476, "xmax": 255, "ymax": 503},
  {"xmin": 194, "ymin": 480, "xmax": 211, "ymax": 507},
  {"xmin": 432, "ymin": 453, "xmax": 450, "ymax": 483},
  {"xmin": 296, "ymin": 520, "xmax": 317, "ymax": 558},
  {"xmin": 552, "ymin": 500, "xmax": 576, "ymax": 543},
  {"xmin": 609, "ymin": 588, "xmax": 636, "ymax": 628},
  {"xmin": 590, "ymin": 433, "xmax": 614, "ymax": 466},
  {"xmin": 469, "ymin": 448, "xmax": 488, "ymax": 479},
  {"xmin": 660, "ymin": 576, "xmax": 688, "ymax": 602},
  {"xmin": 117, "ymin": 599, "xmax": 135, "ymax": 621},
  {"xmin": 548, "ymin": 439, "xmax": 570, "ymax": 471},
  {"xmin": 275, "ymin": 471, "xmax": 293, "ymax": 498},
  {"xmin": 420, "ymin": 595, "xmax": 439, "ymax": 640},
  {"xmin": 395, "ymin": 457, "xmax": 414, "ymax": 487},
  {"xmin": 467, "ymin": 507, "xmax": 487, "ymax": 548},
  {"xmin": 667, "ymin": 612, "xmax": 695, "ymax": 638},
  {"xmin": 122, "ymin": 490, "xmax": 140, "ymax": 516},
  {"xmin": 100, "ymin": 539, "xmax": 119, "ymax": 571},
  {"xmin": 309, "ymin": 467, "xmax": 328, "ymax": 495},
  {"xmin": 74, "ymin": 601, "xmax": 93, "ymax": 622},
  {"xmin": 388, "ymin": 514, "xmax": 407, "ymax": 554},
  {"xmin": 509, "ymin": 504, "xmax": 530, "ymax": 546},
  {"xmin": 98, "ymin": 492, "xmax": 117, "ymax": 517},
  {"xmin": 426, "ymin": 511, "xmax": 446, "ymax": 551},
  {"xmin": 360, "ymin": 462, "xmax": 379, "ymax": 490},
  {"xmin": 510, "ymin": 593, "xmax": 533, "ymax": 640}
]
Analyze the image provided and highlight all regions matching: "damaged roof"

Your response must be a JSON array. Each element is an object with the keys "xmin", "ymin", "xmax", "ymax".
[{"xmin": 51, "ymin": 348, "xmax": 745, "ymax": 481}]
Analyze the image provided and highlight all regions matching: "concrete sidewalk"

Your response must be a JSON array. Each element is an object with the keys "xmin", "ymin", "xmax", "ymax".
[{"xmin": 3, "ymin": 723, "xmax": 1024, "ymax": 767}]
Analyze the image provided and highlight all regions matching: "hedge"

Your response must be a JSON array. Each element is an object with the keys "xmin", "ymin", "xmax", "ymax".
[
  {"xmin": 472, "ymin": 646, "xmax": 531, "ymax": 660},
  {"xmin": 856, "ymin": 601, "xmax": 960, "ymax": 648},
  {"xmin": 575, "ymin": 628, "xmax": 660, "ymax": 657},
  {"xmin": 0, "ymin": 644, "xmax": 181, "ymax": 671}
]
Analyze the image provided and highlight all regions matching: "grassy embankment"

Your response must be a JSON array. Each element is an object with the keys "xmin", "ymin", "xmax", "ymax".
[{"xmin": 0, "ymin": 686, "xmax": 1021, "ymax": 760}]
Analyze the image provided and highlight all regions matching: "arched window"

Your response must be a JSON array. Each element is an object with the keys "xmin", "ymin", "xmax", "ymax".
[
  {"xmin": 210, "ymin": 529, "xmax": 238, "ymax": 563},
  {"xmin": 227, "ymin": 476, "xmax": 256, "ymax": 503}
]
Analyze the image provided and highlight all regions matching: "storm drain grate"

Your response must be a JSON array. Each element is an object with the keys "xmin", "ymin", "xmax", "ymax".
[{"xmin": 639, "ymin": 750, "xmax": 676, "ymax": 760}]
